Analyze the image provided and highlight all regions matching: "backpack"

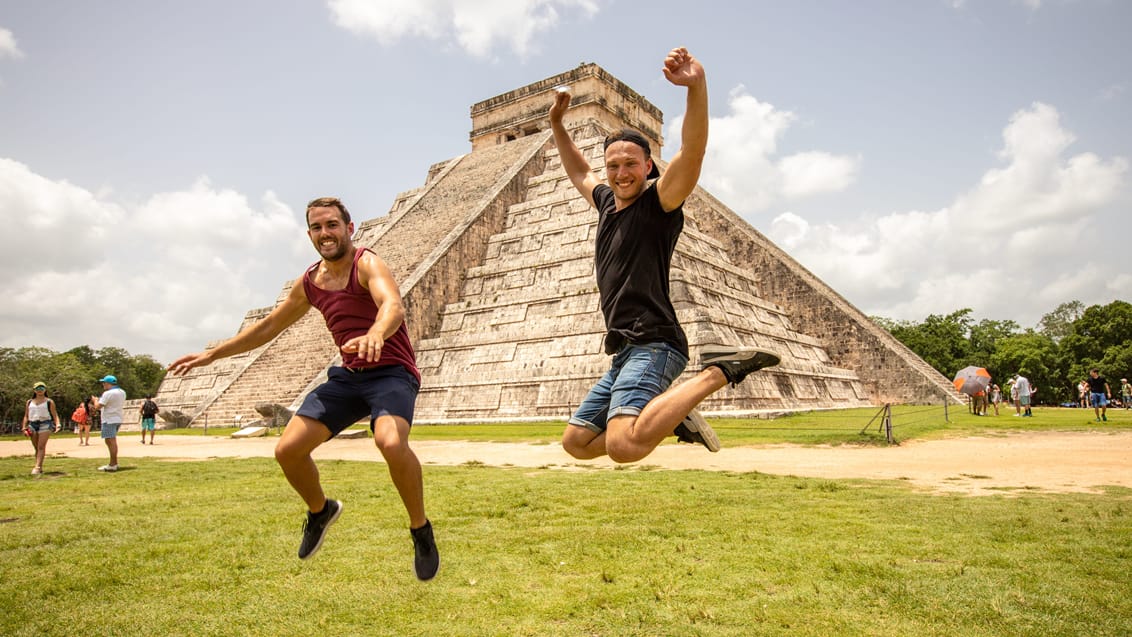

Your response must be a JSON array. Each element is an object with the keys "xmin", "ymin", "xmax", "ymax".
[{"xmin": 141, "ymin": 399, "xmax": 159, "ymax": 417}]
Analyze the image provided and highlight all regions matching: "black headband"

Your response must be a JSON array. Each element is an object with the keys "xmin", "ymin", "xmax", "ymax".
[{"xmin": 603, "ymin": 128, "xmax": 660, "ymax": 179}]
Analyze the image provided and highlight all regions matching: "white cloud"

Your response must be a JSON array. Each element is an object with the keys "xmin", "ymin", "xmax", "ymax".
[
  {"xmin": 0, "ymin": 27, "xmax": 24, "ymax": 60},
  {"xmin": 0, "ymin": 160, "xmax": 311, "ymax": 363},
  {"xmin": 327, "ymin": 0, "xmax": 599, "ymax": 58},
  {"xmin": 779, "ymin": 152, "xmax": 860, "ymax": 198},
  {"xmin": 669, "ymin": 86, "xmax": 859, "ymax": 211},
  {"xmin": 766, "ymin": 102, "xmax": 1129, "ymax": 326}
]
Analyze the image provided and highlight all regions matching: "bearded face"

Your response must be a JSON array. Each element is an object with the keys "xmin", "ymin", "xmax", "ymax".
[{"xmin": 307, "ymin": 206, "xmax": 354, "ymax": 262}]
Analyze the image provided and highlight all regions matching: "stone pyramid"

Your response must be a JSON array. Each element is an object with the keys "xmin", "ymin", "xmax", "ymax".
[{"xmin": 155, "ymin": 63, "xmax": 958, "ymax": 427}]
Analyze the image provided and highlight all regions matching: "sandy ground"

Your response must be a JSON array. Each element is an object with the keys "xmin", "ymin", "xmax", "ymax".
[{"xmin": 5, "ymin": 430, "xmax": 1131, "ymax": 496}]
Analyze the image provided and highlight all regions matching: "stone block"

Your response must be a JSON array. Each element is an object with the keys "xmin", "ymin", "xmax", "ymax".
[{"xmin": 232, "ymin": 426, "xmax": 268, "ymax": 438}]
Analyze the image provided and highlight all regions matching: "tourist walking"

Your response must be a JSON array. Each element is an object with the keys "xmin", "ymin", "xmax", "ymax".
[
  {"xmin": 71, "ymin": 400, "xmax": 91, "ymax": 445},
  {"xmin": 988, "ymin": 383, "xmax": 1001, "ymax": 416},
  {"xmin": 139, "ymin": 396, "xmax": 159, "ymax": 444},
  {"xmin": 1013, "ymin": 374, "xmax": 1032, "ymax": 417},
  {"xmin": 1086, "ymin": 368, "xmax": 1112, "ymax": 422},
  {"xmin": 22, "ymin": 382, "xmax": 60, "ymax": 475}
]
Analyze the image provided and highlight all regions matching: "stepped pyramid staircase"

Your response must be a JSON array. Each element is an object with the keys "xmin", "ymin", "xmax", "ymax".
[{"xmin": 416, "ymin": 123, "xmax": 880, "ymax": 420}]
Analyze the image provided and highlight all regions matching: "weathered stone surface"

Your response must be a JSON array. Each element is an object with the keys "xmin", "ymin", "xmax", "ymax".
[
  {"xmin": 160, "ymin": 410, "xmax": 192, "ymax": 429},
  {"xmin": 254, "ymin": 403, "xmax": 293, "ymax": 428},
  {"xmin": 154, "ymin": 63, "xmax": 961, "ymax": 427}
]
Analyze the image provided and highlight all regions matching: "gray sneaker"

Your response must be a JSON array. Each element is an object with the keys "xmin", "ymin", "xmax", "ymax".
[
  {"xmin": 673, "ymin": 408, "xmax": 720, "ymax": 452},
  {"xmin": 298, "ymin": 499, "xmax": 342, "ymax": 560},
  {"xmin": 701, "ymin": 345, "xmax": 781, "ymax": 387}
]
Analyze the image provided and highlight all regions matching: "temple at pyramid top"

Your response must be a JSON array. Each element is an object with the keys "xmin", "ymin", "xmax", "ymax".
[
  {"xmin": 469, "ymin": 63, "xmax": 664, "ymax": 154},
  {"xmin": 150, "ymin": 62, "xmax": 962, "ymax": 429}
]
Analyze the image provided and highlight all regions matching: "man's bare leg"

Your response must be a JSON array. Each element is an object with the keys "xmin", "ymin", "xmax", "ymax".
[
  {"xmin": 274, "ymin": 415, "xmax": 332, "ymax": 512},
  {"xmin": 372, "ymin": 415, "xmax": 427, "ymax": 528},
  {"xmin": 562, "ymin": 427, "xmax": 607, "ymax": 459},
  {"xmin": 603, "ymin": 367, "xmax": 728, "ymax": 463},
  {"xmin": 563, "ymin": 367, "xmax": 730, "ymax": 461}
]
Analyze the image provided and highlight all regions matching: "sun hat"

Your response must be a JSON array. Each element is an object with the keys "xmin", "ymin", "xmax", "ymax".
[
  {"xmin": 33, "ymin": 381, "xmax": 46, "ymax": 390},
  {"xmin": 99, "ymin": 375, "xmax": 118, "ymax": 384}
]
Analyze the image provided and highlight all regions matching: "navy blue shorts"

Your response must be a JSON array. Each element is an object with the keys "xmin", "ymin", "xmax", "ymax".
[{"xmin": 296, "ymin": 365, "xmax": 419, "ymax": 438}]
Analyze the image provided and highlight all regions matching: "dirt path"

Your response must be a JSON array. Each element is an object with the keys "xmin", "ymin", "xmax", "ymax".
[{"xmin": 5, "ymin": 431, "xmax": 1131, "ymax": 495}]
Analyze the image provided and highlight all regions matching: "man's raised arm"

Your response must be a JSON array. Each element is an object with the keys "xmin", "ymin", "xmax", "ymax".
[
  {"xmin": 656, "ymin": 47, "xmax": 709, "ymax": 212},
  {"xmin": 549, "ymin": 89, "xmax": 600, "ymax": 208}
]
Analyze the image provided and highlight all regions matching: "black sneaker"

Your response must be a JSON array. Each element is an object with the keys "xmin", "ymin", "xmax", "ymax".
[
  {"xmin": 410, "ymin": 520, "xmax": 440, "ymax": 581},
  {"xmin": 298, "ymin": 499, "xmax": 342, "ymax": 560},
  {"xmin": 701, "ymin": 345, "xmax": 781, "ymax": 387},
  {"xmin": 672, "ymin": 408, "xmax": 720, "ymax": 452}
]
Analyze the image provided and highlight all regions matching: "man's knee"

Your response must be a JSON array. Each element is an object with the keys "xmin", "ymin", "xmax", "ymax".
[
  {"xmin": 561, "ymin": 425, "xmax": 600, "ymax": 459},
  {"xmin": 606, "ymin": 440, "xmax": 645, "ymax": 464},
  {"xmin": 603, "ymin": 414, "xmax": 645, "ymax": 463},
  {"xmin": 561, "ymin": 437, "xmax": 588, "ymax": 459},
  {"xmin": 372, "ymin": 416, "xmax": 411, "ymax": 453},
  {"xmin": 274, "ymin": 438, "xmax": 299, "ymax": 465}
]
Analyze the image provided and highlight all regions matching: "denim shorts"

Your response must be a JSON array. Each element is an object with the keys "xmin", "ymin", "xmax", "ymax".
[
  {"xmin": 296, "ymin": 365, "xmax": 419, "ymax": 438},
  {"xmin": 27, "ymin": 420, "xmax": 54, "ymax": 434},
  {"xmin": 1091, "ymin": 392, "xmax": 1108, "ymax": 407},
  {"xmin": 101, "ymin": 422, "xmax": 120, "ymax": 439},
  {"xmin": 569, "ymin": 342, "xmax": 688, "ymax": 433}
]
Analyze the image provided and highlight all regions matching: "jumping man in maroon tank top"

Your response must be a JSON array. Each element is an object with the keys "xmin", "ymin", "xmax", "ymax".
[{"xmin": 169, "ymin": 197, "xmax": 439, "ymax": 580}]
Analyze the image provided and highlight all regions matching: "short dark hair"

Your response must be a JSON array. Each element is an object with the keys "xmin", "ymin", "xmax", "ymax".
[{"xmin": 306, "ymin": 197, "xmax": 351, "ymax": 225}]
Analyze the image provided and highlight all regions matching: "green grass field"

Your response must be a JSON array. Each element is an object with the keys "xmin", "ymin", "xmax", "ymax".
[{"xmin": 3, "ymin": 404, "xmax": 1132, "ymax": 636}]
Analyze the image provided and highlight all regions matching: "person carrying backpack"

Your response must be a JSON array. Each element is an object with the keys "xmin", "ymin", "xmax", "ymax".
[{"xmin": 139, "ymin": 395, "xmax": 159, "ymax": 445}]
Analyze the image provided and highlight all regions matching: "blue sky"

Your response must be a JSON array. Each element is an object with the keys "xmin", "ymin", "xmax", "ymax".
[{"xmin": 1, "ymin": 0, "xmax": 1128, "ymax": 364}]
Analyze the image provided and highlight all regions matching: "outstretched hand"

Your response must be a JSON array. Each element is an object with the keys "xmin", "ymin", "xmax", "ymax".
[
  {"xmin": 341, "ymin": 334, "xmax": 384, "ymax": 362},
  {"xmin": 167, "ymin": 351, "xmax": 212, "ymax": 376},
  {"xmin": 548, "ymin": 88, "xmax": 571, "ymax": 125},
  {"xmin": 662, "ymin": 47, "xmax": 705, "ymax": 87}
]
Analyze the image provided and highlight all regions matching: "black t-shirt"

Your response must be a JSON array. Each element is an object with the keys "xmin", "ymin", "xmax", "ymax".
[
  {"xmin": 1086, "ymin": 376, "xmax": 1108, "ymax": 393},
  {"xmin": 591, "ymin": 183, "xmax": 688, "ymax": 356}
]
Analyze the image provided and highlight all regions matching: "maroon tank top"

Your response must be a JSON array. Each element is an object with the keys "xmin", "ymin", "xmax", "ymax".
[{"xmin": 303, "ymin": 248, "xmax": 420, "ymax": 382}]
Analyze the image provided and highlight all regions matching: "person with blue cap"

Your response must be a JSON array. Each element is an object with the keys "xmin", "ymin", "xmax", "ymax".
[{"xmin": 92, "ymin": 375, "xmax": 126, "ymax": 472}]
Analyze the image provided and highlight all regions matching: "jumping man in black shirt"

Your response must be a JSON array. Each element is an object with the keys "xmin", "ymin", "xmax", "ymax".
[{"xmin": 548, "ymin": 47, "xmax": 780, "ymax": 463}]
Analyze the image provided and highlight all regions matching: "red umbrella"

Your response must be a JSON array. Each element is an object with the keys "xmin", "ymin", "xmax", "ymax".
[{"xmin": 953, "ymin": 366, "xmax": 992, "ymax": 396}]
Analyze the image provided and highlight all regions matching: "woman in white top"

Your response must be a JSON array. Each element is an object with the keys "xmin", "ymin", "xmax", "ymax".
[{"xmin": 22, "ymin": 381, "xmax": 60, "ymax": 475}]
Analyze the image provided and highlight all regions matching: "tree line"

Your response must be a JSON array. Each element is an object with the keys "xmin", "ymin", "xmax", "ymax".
[
  {"xmin": 0, "ymin": 346, "xmax": 167, "ymax": 427},
  {"xmin": 874, "ymin": 300, "xmax": 1132, "ymax": 404},
  {"xmin": 4, "ymin": 300, "xmax": 1127, "ymax": 421}
]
